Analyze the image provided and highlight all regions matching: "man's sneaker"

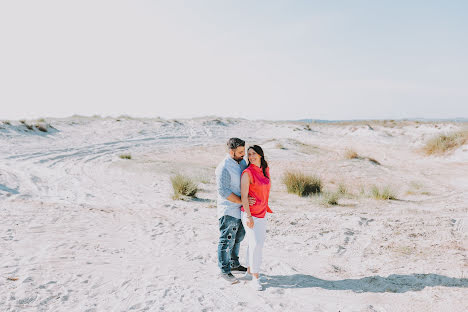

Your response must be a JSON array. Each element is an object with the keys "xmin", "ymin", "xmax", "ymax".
[
  {"xmin": 251, "ymin": 277, "xmax": 263, "ymax": 291},
  {"xmin": 220, "ymin": 273, "xmax": 239, "ymax": 284},
  {"xmin": 231, "ymin": 265, "xmax": 248, "ymax": 272}
]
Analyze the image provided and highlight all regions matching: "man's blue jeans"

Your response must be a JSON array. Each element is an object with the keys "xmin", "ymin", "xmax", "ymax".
[{"xmin": 218, "ymin": 215, "xmax": 245, "ymax": 274}]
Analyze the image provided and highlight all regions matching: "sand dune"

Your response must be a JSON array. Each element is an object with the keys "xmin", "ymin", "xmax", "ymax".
[{"xmin": 1, "ymin": 117, "xmax": 467, "ymax": 311}]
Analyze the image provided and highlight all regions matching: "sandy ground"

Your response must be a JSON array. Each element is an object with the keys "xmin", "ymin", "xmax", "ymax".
[{"xmin": 0, "ymin": 117, "xmax": 467, "ymax": 312}]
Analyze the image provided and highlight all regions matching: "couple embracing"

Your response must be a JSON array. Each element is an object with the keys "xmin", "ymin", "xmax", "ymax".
[{"xmin": 215, "ymin": 138, "xmax": 273, "ymax": 291}]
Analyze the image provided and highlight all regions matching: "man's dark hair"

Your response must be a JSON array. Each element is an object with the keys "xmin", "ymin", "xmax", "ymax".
[{"xmin": 227, "ymin": 138, "xmax": 245, "ymax": 150}]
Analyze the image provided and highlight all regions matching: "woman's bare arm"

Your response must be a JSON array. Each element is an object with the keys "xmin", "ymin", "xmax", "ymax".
[
  {"xmin": 241, "ymin": 173, "xmax": 251, "ymax": 215},
  {"xmin": 241, "ymin": 173, "xmax": 254, "ymax": 228}
]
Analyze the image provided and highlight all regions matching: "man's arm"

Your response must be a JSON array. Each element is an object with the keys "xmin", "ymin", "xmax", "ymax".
[
  {"xmin": 217, "ymin": 168, "xmax": 241, "ymax": 204},
  {"xmin": 226, "ymin": 193, "xmax": 242, "ymax": 204},
  {"xmin": 217, "ymin": 167, "xmax": 255, "ymax": 205}
]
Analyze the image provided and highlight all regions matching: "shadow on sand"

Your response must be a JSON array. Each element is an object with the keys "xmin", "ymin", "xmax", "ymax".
[
  {"xmin": 191, "ymin": 197, "xmax": 214, "ymax": 203},
  {"xmin": 262, "ymin": 273, "xmax": 468, "ymax": 293}
]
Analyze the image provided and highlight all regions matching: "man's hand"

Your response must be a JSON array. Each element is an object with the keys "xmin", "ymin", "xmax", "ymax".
[{"xmin": 226, "ymin": 193, "xmax": 256, "ymax": 205}]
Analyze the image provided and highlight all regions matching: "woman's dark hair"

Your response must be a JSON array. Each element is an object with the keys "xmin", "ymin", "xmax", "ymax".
[{"xmin": 248, "ymin": 145, "xmax": 269, "ymax": 179}]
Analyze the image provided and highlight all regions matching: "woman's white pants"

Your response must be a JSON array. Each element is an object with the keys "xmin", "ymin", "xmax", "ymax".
[{"xmin": 241, "ymin": 212, "xmax": 267, "ymax": 274}]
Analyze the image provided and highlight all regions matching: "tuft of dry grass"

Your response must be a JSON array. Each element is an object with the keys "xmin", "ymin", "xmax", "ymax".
[
  {"xmin": 321, "ymin": 191, "xmax": 340, "ymax": 206},
  {"xmin": 370, "ymin": 185, "xmax": 397, "ymax": 200},
  {"xmin": 338, "ymin": 183, "xmax": 348, "ymax": 195},
  {"xmin": 171, "ymin": 173, "xmax": 198, "ymax": 199},
  {"xmin": 275, "ymin": 142, "xmax": 287, "ymax": 150},
  {"xmin": 345, "ymin": 149, "xmax": 380, "ymax": 165},
  {"xmin": 282, "ymin": 171, "xmax": 322, "ymax": 197},
  {"xmin": 345, "ymin": 149, "xmax": 359, "ymax": 159},
  {"xmin": 197, "ymin": 174, "xmax": 211, "ymax": 184},
  {"xmin": 423, "ymin": 130, "xmax": 468, "ymax": 155},
  {"xmin": 119, "ymin": 153, "xmax": 132, "ymax": 160}
]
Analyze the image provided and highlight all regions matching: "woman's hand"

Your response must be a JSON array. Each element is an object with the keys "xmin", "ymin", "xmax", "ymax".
[
  {"xmin": 248, "ymin": 196, "xmax": 256, "ymax": 206},
  {"xmin": 246, "ymin": 216, "xmax": 254, "ymax": 229}
]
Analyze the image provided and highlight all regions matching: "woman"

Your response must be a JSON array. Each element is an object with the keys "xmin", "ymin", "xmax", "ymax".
[{"xmin": 240, "ymin": 145, "xmax": 273, "ymax": 291}]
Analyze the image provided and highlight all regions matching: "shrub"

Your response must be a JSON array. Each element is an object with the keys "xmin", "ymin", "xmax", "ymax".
[
  {"xmin": 321, "ymin": 191, "xmax": 339, "ymax": 206},
  {"xmin": 370, "ymin": 185, "xmax": 397, "ymax": 200},
  {"xmin": 423, "ymin": 130, "xmax": 468, "ymax": 155},
  {"xmin": 2, "ymin": 121, "xmax": 11, "ymax": 125},
  {"xmin": 282, "ymin": 171, "xmax": 322, "ymax": 196},
  {"xmin": 171, "ymin": 174, "xmax": 198, "ymax": 199},
  {"xmin": 119, "ymin": 153, "xmax": 132, "ymax": 160}
]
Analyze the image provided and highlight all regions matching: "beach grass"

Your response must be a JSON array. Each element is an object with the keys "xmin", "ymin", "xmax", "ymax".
[
  {"xmin": 423, "ymin": 130, "xmax": 468, "ymax": 155},
  {"xmin": 171, "ymin": 173, "xmax": 198, "ymax": 199},
  {"xmin": 370, "ymin": 185, "xmax": 397, "ymax": 200},
  {"xmin": 282, "ymin": 171, "xmax": 322, "ymax": 197},
  {"xmin": 321, "ymin": 191, "xmax": 340, "ymax": 206}
]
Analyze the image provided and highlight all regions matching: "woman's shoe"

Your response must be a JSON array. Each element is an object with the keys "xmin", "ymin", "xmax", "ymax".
[{"xmin": 251, "ymin": 277, "xmax": 263, "ymax": 291}]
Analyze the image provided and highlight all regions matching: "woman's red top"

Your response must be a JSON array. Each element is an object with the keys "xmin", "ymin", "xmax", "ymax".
[{"xmin": 241, "ymin": 164, "xmax": 273, "ymax": 218}]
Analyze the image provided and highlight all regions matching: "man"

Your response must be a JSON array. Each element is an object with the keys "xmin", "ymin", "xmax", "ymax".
[{"xmin": 215, "ymin": 137, "xmax": 254, "ymax": 284}]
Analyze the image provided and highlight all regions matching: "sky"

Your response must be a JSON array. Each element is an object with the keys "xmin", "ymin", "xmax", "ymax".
[{"xmin": 0, "ymin": 0, "xmax": 467, "ymax": 120}]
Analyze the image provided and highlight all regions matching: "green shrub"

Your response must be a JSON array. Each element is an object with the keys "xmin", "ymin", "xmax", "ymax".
[
  {"xmin": 171, "ymin": 173, "xmax": 198, "ymax": 199},
  {"xmin": 282, "ymin": 171, "xmax": 322, "ymax": 196},
  {"xmin": 119, "ymin": 153, "xmax": 132, "ymax": 160}
]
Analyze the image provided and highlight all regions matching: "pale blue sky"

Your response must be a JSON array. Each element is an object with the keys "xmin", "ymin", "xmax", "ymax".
[{"xmin": 0, "ymin": 1, "xmax": 467, "ymax": 120}]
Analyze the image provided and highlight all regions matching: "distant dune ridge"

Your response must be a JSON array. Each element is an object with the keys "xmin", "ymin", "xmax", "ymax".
[{"xmin": 1, "ymin": 116, "xmax": 467, "ymax": 311}]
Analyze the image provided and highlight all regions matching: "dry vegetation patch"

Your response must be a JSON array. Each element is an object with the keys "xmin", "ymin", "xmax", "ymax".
[
  {"xmin": 119, "ymin": 153, "xmax": 132, "ymax": 160},
  {"xmin": 344, "ymin": 148, "xmax": 381, "ymax": 165},
  {"xmin": 370, "ymin": 185, "xmax": 397, "ymax": 200},
  {"xmin": 171, "ymin": 173, "xmax": 198, "ymax": 199},
  {"xmin": 282, "ymin": 171, "xmax": 322, "ymax": 197},
  {"xmin": 423, "ymin": 130, "xmax": 468, "ymax": 155},
  {"xmin": 321, "ymin": 191, "xmax": 340, "ymax": 206}
]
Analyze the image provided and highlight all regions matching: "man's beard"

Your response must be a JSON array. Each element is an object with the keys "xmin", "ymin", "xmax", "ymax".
[{"xmin": 233, "ymin": 155, "xmax": 244, "ymax": 163}]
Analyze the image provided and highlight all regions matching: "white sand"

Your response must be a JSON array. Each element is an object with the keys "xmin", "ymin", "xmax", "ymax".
[{"xmin": 1, "ymin": 117, "xmax": 467, "ymax": 311}]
